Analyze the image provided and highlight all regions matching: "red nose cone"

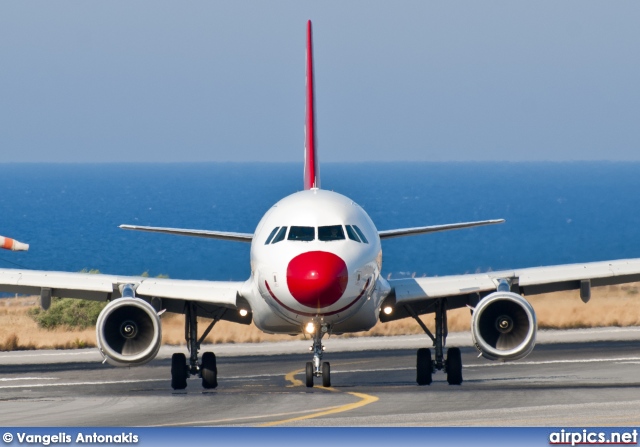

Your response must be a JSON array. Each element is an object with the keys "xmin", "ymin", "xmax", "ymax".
[{"xmin": 287, "ymin": 251, "xmax": 348, "ymax": 309}]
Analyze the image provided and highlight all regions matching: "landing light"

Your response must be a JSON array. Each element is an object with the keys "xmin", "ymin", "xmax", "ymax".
[
  {"xmin": 305, "ymin": 322, "xmax": 316, "ymax": 334},
  {"xmin": 239, "ymin": 309, "xmax": 248, "ymax": 317},
  {"xmin": 383, "ymin": 306, "xmax": 393, "ymax": 315}
]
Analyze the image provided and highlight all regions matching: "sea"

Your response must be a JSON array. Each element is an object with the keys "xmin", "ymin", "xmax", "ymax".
[{"xmin": 1, "ymin": 162, "xmax": 640, "ymax": 282}]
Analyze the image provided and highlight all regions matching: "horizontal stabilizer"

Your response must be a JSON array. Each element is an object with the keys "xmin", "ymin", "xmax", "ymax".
[
  {"xmin": 378, "ymin": 219, "xmax": 504, "ymax": 240},
  {"xmin": 119, "ymin": 225, "xmax": 253, "ymax": 243}
]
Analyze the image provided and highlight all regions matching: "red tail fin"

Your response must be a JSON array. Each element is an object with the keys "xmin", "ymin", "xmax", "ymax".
[{"xmin": 304, "ymin": 20, "xmax": 319, "ymax": 190}]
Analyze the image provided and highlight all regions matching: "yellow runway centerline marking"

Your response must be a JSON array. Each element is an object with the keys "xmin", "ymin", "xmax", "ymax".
[
  {"xmin": 284, "ymin": 361, "xmax": 373, "ymax": 388},
  {"xmin": 285, "ymin": 368, "xmax": 305, "ymax": 387},
  {"xmin": 150, "ymin": 405, "xmax": 345, "ymax": 427},
  {"xmin": 263, "ymin": 367, "xmax": 379, "ymax": 426},
  {"xmin": 261, "ymin": 391, "xmax": 378, "ymax": 426}
]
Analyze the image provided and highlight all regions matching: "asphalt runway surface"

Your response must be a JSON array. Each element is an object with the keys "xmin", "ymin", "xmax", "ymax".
[{"xmin": 1, "ymin": 328, "xmax": 640, "ymax": 427}]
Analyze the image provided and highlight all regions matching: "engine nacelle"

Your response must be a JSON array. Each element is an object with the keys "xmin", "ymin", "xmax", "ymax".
[
  {"xmin": 471, "ymin": 291, "xmax": 537, "ymax": 361},
  {"xmin": 96, "ymin": 297, "xmax": 162, "ymax": 367}
]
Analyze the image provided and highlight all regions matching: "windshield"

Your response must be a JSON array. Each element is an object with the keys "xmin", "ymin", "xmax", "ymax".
[
  {"xmin": 288, "ymin": 226, "xmax": 315, "ymax": 241},
  {"xmin": 318, "ymin": 225, "xmax": 345, "ymax": 241}
]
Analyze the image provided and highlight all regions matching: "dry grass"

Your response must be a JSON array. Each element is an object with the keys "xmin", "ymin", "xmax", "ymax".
[
  {"xmin": 0, "ymin": 297, "xmax": 96, "ymax": 351},
  {"xmin": 160, "ymin": 313, "xmax": 297, "ymax": 345},
  {"xmin": 2, "ymin": 282, "xmax": 640, "ymax": 351},
  {"xmin": 533, "ymin": 283, "xmax": 640, "ymax": 329}
]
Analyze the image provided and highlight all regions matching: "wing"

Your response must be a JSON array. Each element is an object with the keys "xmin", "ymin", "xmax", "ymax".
[
  {"xmin": 119, "ymin": 224, "xmax": 253, "ymax": 243},
  {"xmin": 378, "ymin": 219, "xmax": 504, "ymax": 239},
  {"xmin": 0, "ymin": 268, "xmax": 248, "ymax": 322},
  {"xmin": 382, "ymin": 258, "xmax": 640, "ymax": 321}
]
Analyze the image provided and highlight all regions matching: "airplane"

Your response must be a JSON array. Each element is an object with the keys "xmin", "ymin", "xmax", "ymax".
[{"xmin": 2, "ymin": 20, "xmax": 640, "ymax": 390}]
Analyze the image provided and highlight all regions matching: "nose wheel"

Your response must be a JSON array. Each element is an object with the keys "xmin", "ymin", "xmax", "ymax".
[
  {"xmin": 304, "ymin": 326, "xmax": 331, "ymax": 388},
  {"xmin": 305, "ymin": 361, "xmax": 331, "ymax": 388},
  {"xmin": 322, "ymin": 361, "xmax": 331, "ymax": 387},
  {"xmin": 305, "ymin": 362, "xmax": 314, "ymax": 387}
]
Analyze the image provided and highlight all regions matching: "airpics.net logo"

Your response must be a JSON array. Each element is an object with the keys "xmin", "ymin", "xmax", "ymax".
[
  {"xmin": 549, "ymin": 429, "xmax": 638, "ymax": 446},
  {"xmin": 2, "ymin": 432, "xmax": 139, "ymax": 445}
]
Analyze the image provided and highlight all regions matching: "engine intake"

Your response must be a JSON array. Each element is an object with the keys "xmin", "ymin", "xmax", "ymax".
[
  {"xmin": 471, "ymin": 291, "xmax": 537, "ymax": 361},
  {"xmin": 96, "ymin": 297, "xmax": 162, "ymax": 367}
]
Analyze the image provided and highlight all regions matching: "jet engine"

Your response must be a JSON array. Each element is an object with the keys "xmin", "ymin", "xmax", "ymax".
[
  {"xmin": 96, "ymin": 297, "xmax": 162, "ymax": 367},
  {"xmin": 471, "ymin": 291, "xmax": 537, "ymax": 361}
]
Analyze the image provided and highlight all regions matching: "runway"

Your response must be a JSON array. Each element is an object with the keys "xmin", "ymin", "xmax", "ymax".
[{"xmin": 1, "ymin": 327, "xmax": 640, "ymax": 427}]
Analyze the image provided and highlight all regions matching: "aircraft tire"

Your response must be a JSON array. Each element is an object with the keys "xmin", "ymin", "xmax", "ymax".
[
  {"xmin": 171, "ymin": 353, "xmax": 188, "ymax": 390},
  {"xmin": 322, "ymin": 362, "xmax": 331, "ymax": 387},
  {"xmin": 446, "ymin": 347, "xmax": 463, "ymax": 385},
  {"xmin": 416, "ymin": 348, "xmax": 432, "ymax": 386},
  {"xmin": 201, "ymin": 351, "xmax": 218, "ymax": 389},
  {"xmin": 305, "ymin": 362, "xmax": 314, "ymax": 388}
]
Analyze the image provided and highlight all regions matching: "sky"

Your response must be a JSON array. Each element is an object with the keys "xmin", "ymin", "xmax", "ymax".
[{"xmin": 1, "ymin": 1, "xmax": 639, "ymax": 163}]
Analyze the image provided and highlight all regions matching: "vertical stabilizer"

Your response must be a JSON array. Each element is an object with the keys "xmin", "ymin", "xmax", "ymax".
[{"xmin": 304, "ymin": 20, "xmax": 320, "ymax": 190}]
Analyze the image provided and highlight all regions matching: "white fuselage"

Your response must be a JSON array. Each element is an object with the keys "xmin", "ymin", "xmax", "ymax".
[{"xmin": 242, "ymin": 189, "xmax": 390, "ymax": 335}]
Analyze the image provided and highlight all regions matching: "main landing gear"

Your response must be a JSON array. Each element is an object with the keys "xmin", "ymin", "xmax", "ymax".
[
  {"xmin": 171, "ymin": 302, "xmax": 225, "ymax": 390},
  {"xmin": 305, "ymin": 325, "xmax": 331, "ymax": 388},
  {"xmin": 407, "ymin": 299, "xmax": 463, "ymax": 386}
]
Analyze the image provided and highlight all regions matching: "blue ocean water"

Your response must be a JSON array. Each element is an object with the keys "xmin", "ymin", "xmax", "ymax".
[{"xmin": 1, "ymin": 162, "xmax": 640, "ymax": 281}]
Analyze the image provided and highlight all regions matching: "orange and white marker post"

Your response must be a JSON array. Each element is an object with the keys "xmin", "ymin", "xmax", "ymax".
[{"xmin": 0, "ymin": 236, "xmax": 29, "ymax": 251}]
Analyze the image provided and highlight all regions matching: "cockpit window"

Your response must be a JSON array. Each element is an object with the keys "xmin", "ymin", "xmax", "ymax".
[
  {"xmin": 353, "ymin": 225, "xmax": 369, "ymax": 244},
  {"xmin": 345, "ymin": 225, "xmax": 361, "ymax": 242},
  {"xmin": 288, "ymin": 226, "xmax": 315, "ymax": 241},
  {"xmin": 318, "ymin": 225, "xmax": 345, "ymax": 241},
  {"xmin": 271, "ymin": 226, "xmax": 287, "ymax": 244},
  {"xmin": 265, "ymin": 227, "xmax": 280, "ymax": 245}
]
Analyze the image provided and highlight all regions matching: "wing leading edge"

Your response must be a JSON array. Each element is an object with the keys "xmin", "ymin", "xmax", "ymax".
[
  {"xmin": 119, "ymin": 225, "xmax": 253, "ymax": 242},
  {"xmin": 378, "ymin": 219, "xmax": 504, "ymax": 239}
]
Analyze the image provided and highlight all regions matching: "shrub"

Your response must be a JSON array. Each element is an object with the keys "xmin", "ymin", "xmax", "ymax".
[{"xmin": 28, "ymin": 298, "xmax": 107, "ymax": 330}]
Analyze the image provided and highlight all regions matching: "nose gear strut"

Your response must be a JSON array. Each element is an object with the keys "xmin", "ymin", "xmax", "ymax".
[{"xmin": 305, "ymin": 324, "xmax": 331, "ymax": 388}]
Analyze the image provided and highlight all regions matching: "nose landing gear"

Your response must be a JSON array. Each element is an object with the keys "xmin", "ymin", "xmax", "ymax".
[{"xmin": 305, "ymin": 324, "xmax": 331, "ymax": 388}]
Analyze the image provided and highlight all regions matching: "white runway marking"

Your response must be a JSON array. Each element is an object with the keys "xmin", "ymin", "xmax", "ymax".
[
  {"xmin": 0, "ymin": 378, "xmax": 163, "ymax": 390},
  {"xmin": 0, "ymin": 351, "xmax": 96, "ymax": 359},
  {"xmin": 0, "ymin": 377, "xmax": 58, "ymax": 382},
  {"xmin": 332, "ymin": 367, "xmax": 412, "ymax": 374},
  {"xmin": 224, "ymin": 376, "xmax": 273, "ymax": 382},
  {"xmin": 467, "ymin": 356, "xmax": 640, "ymax": 368},
  {"xmin": 0, "ymin": 373, "xmax": 290, "ymax": 390},
  {"xmin": 329, "ymin": 356, "xmax": 640, "ymax": 375}
]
